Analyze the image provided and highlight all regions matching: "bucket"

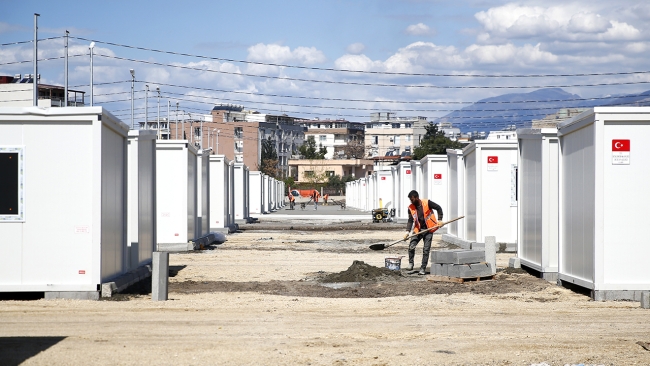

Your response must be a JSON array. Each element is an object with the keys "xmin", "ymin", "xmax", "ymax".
[{"xmin": 385, "ymin": 257, "xmax": 403, "ymax": 271}]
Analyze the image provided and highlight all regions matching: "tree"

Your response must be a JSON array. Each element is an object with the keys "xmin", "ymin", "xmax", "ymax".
[
  {"xmin": 412, "ymin": 124, "xmax": 463, "ymax": 160},
  {"xmin": 298, "ymin": 136, "xmax": 327, "ymax": 159},
  {"xmin": 259, "ymin": 137, "xmax": 279, "ymax": 177},
  {"xmin": 341, "ymin": 139, "xmax": 367, "ymax": 159}
]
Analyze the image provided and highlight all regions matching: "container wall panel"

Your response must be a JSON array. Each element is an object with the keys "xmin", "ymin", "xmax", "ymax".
[
  {"xmin": 560, "ymin": 124, "xmax": 595, "ymax": 282},
  {"xmin": 465, "ymin": 151, "xmax": 477, "ymax": 241},
  {"xmin": 519, "ymin": 139, "xmax": 543, "ymax": 266}
]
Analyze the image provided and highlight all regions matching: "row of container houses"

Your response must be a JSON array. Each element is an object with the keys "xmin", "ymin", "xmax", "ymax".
[
  {"xmin": 0, "ymin": 107, "xmax": 284, "ymax": 299},
  {"xmin": 347, "ymin": 107, "xmax": 650, "ymax": 301}
]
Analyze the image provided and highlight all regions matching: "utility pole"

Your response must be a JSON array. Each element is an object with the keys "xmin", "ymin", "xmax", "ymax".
[
  {"xmin": 33, "ymin": 13, "xmax": 39, "ymax": 106},
  {"xmin": 145, "ymin": 85, "xmax": 149, "ymax": 129},
  {"xmin": 167, "ymin": 100, "xmax": 170, "ymax": 140},
  {"xmin": 156, "ymin": 87, "xmax": 160, "ymax": 139},
  {"xmin": 64, "ymin": 30, "xmax": 68, "ymax": 107},
  {"xmin": 89, "ymin": 42, "xmax": 95, "ymax": 106},
  {"xmin": 130, "ymin": 69, "xmax": 135, "ymax": 129},
  {"xmin": 175, "ymin": 102, "xmax": 179, "ymax": 139}
]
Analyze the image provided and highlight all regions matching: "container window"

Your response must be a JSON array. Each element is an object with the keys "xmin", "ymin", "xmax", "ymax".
[{"xmin": 0, "ymin": 147, "xmax": 24, "ymax": 221}]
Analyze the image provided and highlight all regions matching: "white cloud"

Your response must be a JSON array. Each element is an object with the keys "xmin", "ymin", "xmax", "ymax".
[
  {"xmin": 346, "ymin": 43, "xmax": 365, "ymax": 55},
  {"xmin": 405, "ymin": 23, "xmax": 435, "ymax": 37},
  {"xmin": 247, "ymin": 43, "xmax": 326, "ymax": 65},
  {"xmin": 334, "ymin": 54, "xmax": 383, "ymax": 71},
  {"xmin": 474, "ymin": 4, "xmax": 642, "ymax": 43},
  {"xmin": 567, "ymin": 12, "xmax": 610, "ymax": 34}
]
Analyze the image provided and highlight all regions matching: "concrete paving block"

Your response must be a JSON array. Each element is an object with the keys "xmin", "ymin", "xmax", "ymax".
[
  {"xmin": 152, "ymin": 252, "xmax": 169, "ymax": 301},
  {"xmin": 462, "ymin": 263, "xmax": 493, "ymax": 278},
  {"xmin": 45, "ymin": 291, "xmax": 100, "ymax": 300},
  {"xmin": 484, "ymin": 236, "xmax": 496, "ymax": 275},
  {"xmin": 640, "ymin": 292, "xmax": 650, "ymax": 309},
  {"xmin": 432, "ymin": 250, "xmax": 485, "ymax": 264},
  {"xmin": 508, "ymin": 257, "xmax": 521, "ymax": 269}
]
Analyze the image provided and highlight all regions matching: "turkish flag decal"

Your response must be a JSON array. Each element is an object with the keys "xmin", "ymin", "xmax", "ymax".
[
  {"xmin": 434, "ymin": 174, "xmax": 442, "ymax": 179},
  {"xmin": 612, "ymin": 139, "xmax": 630, "ymax": 152},
  {"xmin": 487, "ymin": 156, "xmax": 498, "ymax": 163},
  {"xmin": 405, "ymin": 169, "xmax": 411, "ymax": 174},
  {"xmin": 381, "ymin": 177, "xmax": 386, "ymax": 180}
]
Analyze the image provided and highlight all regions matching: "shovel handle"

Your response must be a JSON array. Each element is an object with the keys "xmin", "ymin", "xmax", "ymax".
[{"xmin": 384, "ymin": 216, "xmax": 465, "ymax": 249}]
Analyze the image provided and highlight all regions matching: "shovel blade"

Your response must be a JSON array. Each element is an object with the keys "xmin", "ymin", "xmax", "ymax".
[{"xmin": 368, "ymin": 243, "xmax": 386, "ymax": 251}]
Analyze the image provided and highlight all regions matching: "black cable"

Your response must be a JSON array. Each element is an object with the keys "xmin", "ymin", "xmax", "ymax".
[
  {"xmin": 96, "ymin": 54, "xmax": 650, "ymax": 89},
  {"xmin": 69, "ymin": 36, "xmax": 650, "ymax": 79},
  {"xmin": 0, "ymin": 54, "xmax": 85, "ymax": 67},
  {"xmin": 143, "ymin": 80, "xmax": 650, "ymax": 105},
  {"xmin": 0, "ymin": 36, "xmax": 62, "ymax": 47}
]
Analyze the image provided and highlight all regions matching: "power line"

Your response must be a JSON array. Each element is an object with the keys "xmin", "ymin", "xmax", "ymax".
[
  {"xmin": 70, "ymin": 36, "xmax": 650, "ymax": 79},
  {"xmin": 143, "ymin": 80, "xmax": 650, "ymax": 105},
  {"xmin": 0, "ymin": 36, "xmax": 62, "ymax": 47},
  {"xmin": 0, "ymin": 54, "xmax": 85, "ymax": 67},
  {"xmin": 96, "ymin": 54, "xmax": 650, "ymax": 89},
  {"xmin": 160, "ymin": 91, "xmax": 599, "ymax": 114}
]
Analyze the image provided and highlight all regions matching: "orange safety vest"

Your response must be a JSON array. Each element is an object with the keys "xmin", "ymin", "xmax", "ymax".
[
  {"xmin": 288, "ymin": 192, "xmax": 294, "ymax": 202},
  {"xmin": 312, "ymin": 190, "xmax": 321, "ymax": 201},
  {"xmin": 408, "ymin": 199, "xmax": 438, "ymax": 234}
]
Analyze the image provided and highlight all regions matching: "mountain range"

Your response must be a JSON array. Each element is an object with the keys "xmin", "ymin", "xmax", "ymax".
[{"xmin": 434, "ymin": 88, "xmax": 650, "ymax": 133}]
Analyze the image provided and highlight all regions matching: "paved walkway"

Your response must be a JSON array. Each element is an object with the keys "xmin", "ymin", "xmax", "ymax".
[{"xmin": 254, "ymin": 198, "xmax": 370, "ymax": 220}]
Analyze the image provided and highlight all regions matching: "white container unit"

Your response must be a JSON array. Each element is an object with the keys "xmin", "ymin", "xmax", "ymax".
[
  {"xmin": 127, "ymin": 130, "xmax": 157, "ymax": 271},
  {"xmin": 270, "ymin": 177, "xmax": 277, "ymax": 211},
  {"xmin": 156, "ymin": 140, "xmax": 199, "ymax": 251},
  {"xmin": 557, "ymin": 107, "xmax": 650, "ymax": 300},
  {"xmin": 396, "ymin": 162, "xmax": 413, "ymax": 220},
  {"xmin": 446, "ymin": 149, "xmax": 465, "ymax": 238},
  {"xmin": 233, "ymin": 163, "xmax": 250, "ymax": 222},
  {"xmin": 420, "ymin": 154, "xmax": 448, "ymax": 222},
  {"xmin": 375, "ymin": 170, "xmax": 394, "ymax": 209},
  {"xmin": 410, "ymin": 160, "xmax": 422, "ymax": 195},
  {"xmin": 249, "ymin": 171, "xmax": 263, "ymax": 215},
  {"xmin": 360, "ymin": 177, "xmax": 369, "ymax": 211},
  {"xmin": 463, "ymin": 140, "xmax": 518, "ymax": 245},
  {"xmin": 209, "ymin": 155, "xmax": 235, "ymax": 232},
  {"xmin": 0, "ymin": 107, "xmax": 129, "ymax": 299},
  {"xmin": 517, "ymin": 129, "xmax": 559, "ymax": 281},
  {"xmin": 197, "ymin": 151, "xmax": 210, "ymax": 238},
  {"xmin": 262, "ymin": 174, "xmax": 270, "ymax": 214}
]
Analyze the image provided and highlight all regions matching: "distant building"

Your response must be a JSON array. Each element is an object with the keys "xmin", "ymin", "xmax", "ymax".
[
  {"xmin": 365, "ymin": 112, "xmax": 426, "ymax": 158},
  {"xmin": 437, "ymin": 122, "xmax": 461, "ymax": 140},
  {"xmin": 167, "ymin": 104, "xmax": 305, "ymax": 178},
  {"xmin": 0, "ymin": 74, "xmax": 85, "ymax": 107},
  {"xmin": 296, "ymin": 118, "xmax": 365, "ymax": 159},
  {"xmin": 532, "ymin": 108, "xmax": 589, "ymax": 128},
  {"xmin": 288, "ymin": 158, "xmax": 374, "ymax": 183}
]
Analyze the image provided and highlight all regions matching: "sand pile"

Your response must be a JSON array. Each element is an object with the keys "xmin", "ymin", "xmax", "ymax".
[{"xmin": 321, "ymin": 260, "xmax": 404, "ymax": 283}]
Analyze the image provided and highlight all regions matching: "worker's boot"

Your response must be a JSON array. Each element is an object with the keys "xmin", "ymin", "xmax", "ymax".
[
  {"xmin": 406, "ymin": 263, "xmax": 414, "ymax": 271},
  {"xmin": 418, "ymin": 267, "xmax": 426, "ymax": 275}
]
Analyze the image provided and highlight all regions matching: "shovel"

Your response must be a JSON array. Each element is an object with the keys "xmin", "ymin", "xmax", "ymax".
[{"xmin": 368, "ymin": 216, "xmax": 465, "ymax": 251}]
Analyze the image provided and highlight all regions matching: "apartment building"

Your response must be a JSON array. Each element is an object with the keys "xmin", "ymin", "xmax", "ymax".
[
  {"xmin": 0, "ymin": 74, "xmax": 85, "ymax": 107},
  {"xmin": 365, "ymin": 112, "xmax": 427, "ymax": 157},
  {"xmin": 296, "ymin": 118, "xmax": 365, "ymax": 159},
  {"xmin": 166, "ymin": 104, "xmax": 305, "ymax": 177}
]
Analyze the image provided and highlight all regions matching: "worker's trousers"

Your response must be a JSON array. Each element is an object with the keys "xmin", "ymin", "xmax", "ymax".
[{"xmin": 408, "ymin": 232, "xmax": 433, "ymax": 270}]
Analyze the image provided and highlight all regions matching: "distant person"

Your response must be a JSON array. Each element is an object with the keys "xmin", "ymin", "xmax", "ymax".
[
  {"xmin": 323, "ymin": 194, "xmax": 329, "ymax": 205},
  {"xmin": 404, "ymin": 190, "xmax": 443, "ymax": 275},
  {"xmin": 312, "ymin": 189, "xmax": 321, "ymax": 210},
  {"xmin": 288, "ymin": 191, "xmax": 295, "ymax": 210}
]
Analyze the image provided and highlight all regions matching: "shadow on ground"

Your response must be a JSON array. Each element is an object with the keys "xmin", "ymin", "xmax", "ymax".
[{"xmin": 0, "ymin": 336, "xmax": 66, "ymax": 366}]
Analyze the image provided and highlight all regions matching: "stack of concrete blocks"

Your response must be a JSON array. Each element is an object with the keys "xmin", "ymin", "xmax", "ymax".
[{"xmin": 431, "ymin": 250, "xmax": 493, "ymax": 278}]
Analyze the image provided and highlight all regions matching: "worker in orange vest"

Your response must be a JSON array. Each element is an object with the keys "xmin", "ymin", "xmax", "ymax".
[
  {"xmin": 323, "ymin": 193, "xmax": 329, "ymax": 205},
  {"xmin": 404, "ymin": 190, "xmax": 443, "ymax": 275},
  {"xmin": 311, "ymin": 189, "xmax": 321, "ymax": 210}
]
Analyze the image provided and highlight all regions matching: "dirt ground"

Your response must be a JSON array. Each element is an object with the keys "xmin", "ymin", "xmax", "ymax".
[{"xmin": 1, "ymin": 226, "xmax": 650, "ymax": 365}]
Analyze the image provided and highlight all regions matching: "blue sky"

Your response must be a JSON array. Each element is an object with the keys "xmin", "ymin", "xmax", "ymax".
[{"xmin": 2, "ymin": 0, "xmax": 650, "ymax": 125}]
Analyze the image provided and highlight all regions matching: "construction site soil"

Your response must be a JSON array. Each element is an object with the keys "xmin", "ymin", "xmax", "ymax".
[{"xmin": 2, "ymin": 221, "xmax": 649, "ymax": 365}]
